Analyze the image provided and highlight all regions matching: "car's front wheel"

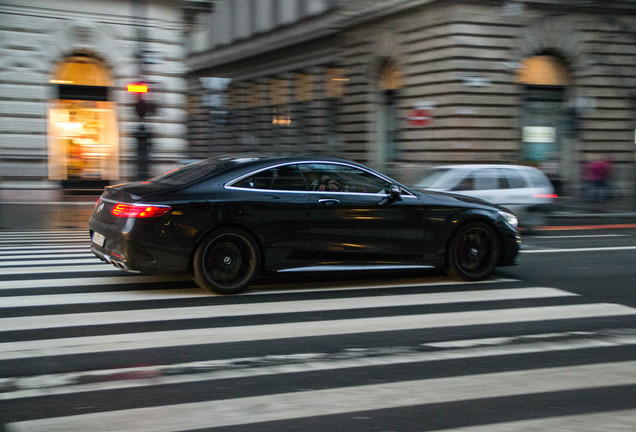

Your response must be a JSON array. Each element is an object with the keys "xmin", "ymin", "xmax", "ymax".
[
  {"xmin": 193, "ymin": 228, "xmax": 260, "ymax": 294},
  {"xmin": 447, "ymin": 222, "xmax": 500, "ymax": 281}
]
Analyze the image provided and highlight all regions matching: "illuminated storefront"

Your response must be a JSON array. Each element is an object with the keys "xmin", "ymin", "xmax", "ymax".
[{"xmin": 48, "ymin": 53, "xmax": 119, "ymax": 189}]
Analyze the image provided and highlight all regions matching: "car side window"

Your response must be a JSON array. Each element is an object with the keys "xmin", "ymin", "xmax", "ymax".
[
  {"xmin": 233, "ymin": 164, "xmax": 307, "ymax": 191},
  {"xmin": 452, "ymin": 175, "xmax": 474, "ymax": 191},
  {"xmin": 452, "ymin": 169, "xmax": 499, "ymax": 191},
  {"xmin": 526, "ymin": 169, "xmax": 552, "ymax": 188},
  {"xmin": 299, "ymin": 163, "xmax": 391, "ymax": 194},
  {"xmin": 501, "ymin": 168, "xmax": 528, "ymax": 189},
  {"xmin": 473, "ymin": 168, "xmax": 500, "ymax": 190}
]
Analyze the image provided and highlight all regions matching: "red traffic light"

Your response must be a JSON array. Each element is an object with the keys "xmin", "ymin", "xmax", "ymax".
[{"xmin": 127, "ymin": 83, "xmax": 148, "ymax": 93}]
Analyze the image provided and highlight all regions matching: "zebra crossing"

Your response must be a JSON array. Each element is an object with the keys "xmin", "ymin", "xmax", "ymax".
[{"xmin": 1, "ymin": 230, "xmax": 636, "ymax": 431}]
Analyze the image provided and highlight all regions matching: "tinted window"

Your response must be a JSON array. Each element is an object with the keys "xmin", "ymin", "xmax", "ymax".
[
  {"xmin": 149, "ymin": 157, "xmax": 256, "ymax": 185},
  {"xmin": 233, "ymin": 164, "xmax": 307, "ymax": 191},
  {"xmin": 300, "ymin": 163, "xmax": 391, "ymax": 194}
]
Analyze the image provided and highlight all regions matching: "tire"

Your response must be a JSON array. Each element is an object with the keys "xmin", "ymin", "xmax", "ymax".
[
  {"xmin": 193, "ymin": 228, "xmax": 260, "ymax": 294},
  {"xmin": 447, "ymin": 222, "xmax": 500, "ymax": 281}
]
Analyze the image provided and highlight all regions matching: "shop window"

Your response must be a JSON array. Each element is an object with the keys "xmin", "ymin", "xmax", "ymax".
[
  {"xmin": 48, "ymin": 53, "xmax": 119, "ymax": 186},
  {"xmin": 516, "ymin": 54, "xmax": 573, "ymax": 165}
]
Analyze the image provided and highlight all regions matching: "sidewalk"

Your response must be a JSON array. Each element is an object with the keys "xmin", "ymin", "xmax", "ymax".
[
  {"xmin": 0, "ymin": 193, "xmax": 634, "ymax": 231},
  {"xmin": 0, "ymin": 191, "xmax": 97, "ymax": 230},
  {"xmin": 545, "ymin": 195, "xmax": 636, "ymax": 229}
]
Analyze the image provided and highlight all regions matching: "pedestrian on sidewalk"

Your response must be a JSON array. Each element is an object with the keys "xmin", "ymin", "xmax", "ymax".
[{"xmin": 583, "ymin": 154, "xmax": 612, "ymax": 206}]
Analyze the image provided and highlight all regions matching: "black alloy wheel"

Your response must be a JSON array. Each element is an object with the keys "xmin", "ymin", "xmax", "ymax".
[
  {"xmin": 447, "ymin": 222, "xmax": 500, "ymax": 281},
  {"xmin": 193, "ymin": 228, "xmax": 260, "ymax": 294}
]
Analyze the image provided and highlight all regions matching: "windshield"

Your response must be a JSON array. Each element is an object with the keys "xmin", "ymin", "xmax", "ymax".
[{"xmin": 414, "ymin": 168, "xmax": 452, "ymax": 188}]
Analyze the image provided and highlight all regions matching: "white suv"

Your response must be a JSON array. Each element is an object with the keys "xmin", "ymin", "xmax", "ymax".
[{"xmin": 414, "ymin": 164, "xmax": 556, "ymax": 228}]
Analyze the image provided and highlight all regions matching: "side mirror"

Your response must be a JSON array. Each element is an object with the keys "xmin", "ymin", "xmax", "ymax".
[{"xmin": 389, "ymin": 184, "xmax": 403, "ymax": 201}]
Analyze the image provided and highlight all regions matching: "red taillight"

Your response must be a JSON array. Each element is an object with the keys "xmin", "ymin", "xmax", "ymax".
[
  {"xmin": 111, "ymin": 203, "xmax": 171, "ymax": 218},
  {"xmin": 533, "ymin": 194, "xmax": 558, "ymax": 198},
  {"xmin": 94, "ymin": 198, "xmax": 101, "ymax": 208}
]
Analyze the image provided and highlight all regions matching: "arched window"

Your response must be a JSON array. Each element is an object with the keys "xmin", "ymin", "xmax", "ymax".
[
  {"xmin": 48, "ymin": 53, "xmax": 119, "ymax": 189},
  {"xmin": 516, "ymin": 55, "xmax": 571, "ymax": 86}
]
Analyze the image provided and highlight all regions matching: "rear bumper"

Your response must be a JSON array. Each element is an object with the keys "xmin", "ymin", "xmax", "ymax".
[
  {"xmin": 91, "ymin": 245, "xmax": 138, "ymax": 272},
  {"xmin": 89, "ymin": 216, "xmax": 191, "ymax": 274}
]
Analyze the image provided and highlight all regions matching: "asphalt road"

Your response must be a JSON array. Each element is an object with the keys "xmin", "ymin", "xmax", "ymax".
[{"xmin": 1, "ymin": 227, "xmax": 635, "ymax": 431}]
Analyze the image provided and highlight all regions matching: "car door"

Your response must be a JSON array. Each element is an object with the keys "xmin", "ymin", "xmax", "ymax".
[
  {"xmin": 300, "ymin": 162, "xmax": 426, "ymax": 264},
  {"xmin": 500, "ymin": 167, "xmax": 532, "ymax": 206},
  {"xmin": 227, "ymin": 163, "xmax": 311, "ymax": 268}
]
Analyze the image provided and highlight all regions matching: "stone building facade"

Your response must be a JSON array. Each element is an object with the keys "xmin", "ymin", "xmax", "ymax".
[
  {"xmin": 0, "ymin": 0, "xmax": 198, "ymax": 199},
  {"xmin": 187, "ymin": 0, "xmax": 636, "ymax": 201}
]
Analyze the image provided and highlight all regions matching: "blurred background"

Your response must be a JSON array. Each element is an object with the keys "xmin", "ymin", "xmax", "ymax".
[{"xmin": 1, "ymin": 0, "xmax": 635, "ymax": 214}]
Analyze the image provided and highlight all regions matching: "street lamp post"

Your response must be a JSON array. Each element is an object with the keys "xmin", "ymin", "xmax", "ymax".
[{"xmin": 131, "ymin": 0, "xmax": 153, "ymax": 181}]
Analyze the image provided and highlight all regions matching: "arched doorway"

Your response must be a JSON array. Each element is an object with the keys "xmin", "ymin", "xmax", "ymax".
[
  {"xmin": 516, "ymin": 54, "xmax": 574, "ymax": 193},
  {"xmin": 48, "ymin": 53, "xmax": 119, "ymax": 191}
]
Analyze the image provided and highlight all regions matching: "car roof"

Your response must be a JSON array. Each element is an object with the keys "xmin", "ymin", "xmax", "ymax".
[{"xmin": 216, "ymin": 155, "xmax": 379, "ymax": 172}]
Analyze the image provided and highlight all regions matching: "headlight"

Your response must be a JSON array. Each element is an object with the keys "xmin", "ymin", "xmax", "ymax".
[{"xmin": 498, "ymin": 211, "xmax": 518, "ymax": 229}]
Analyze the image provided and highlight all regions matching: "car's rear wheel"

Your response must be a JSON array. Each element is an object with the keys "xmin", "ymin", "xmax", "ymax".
[
  {"xmin": 193, "ymin": 228, "xmax": 260, "ymax": 294},
  {"xmin": 447, "ymin": 222, "xmax": 500, "ymax": 281}
]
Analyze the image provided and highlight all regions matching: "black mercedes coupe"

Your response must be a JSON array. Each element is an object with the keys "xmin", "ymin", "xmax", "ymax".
[{"xmin": 89, "ymin": 156, "xmax": 521, "ymax": 294}]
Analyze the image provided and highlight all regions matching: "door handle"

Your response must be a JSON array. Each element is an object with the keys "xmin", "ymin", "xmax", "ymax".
[{"xmin": 318, "ymin": 199, "xmax": 340, "ymax": 205}]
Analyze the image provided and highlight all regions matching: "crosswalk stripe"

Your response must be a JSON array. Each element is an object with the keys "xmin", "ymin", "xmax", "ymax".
[
  {"xmin": 0, "ymin": 288, "xmax": 207, "ymax": 309},
  {"xmin": 0, "ymin": 287, "xmax": 577, "ymax": 330},
  {"xmin": 5, "ymin": 361, "xmax": 636, "ymax": 432},
  {"xmin": 0, "ymin": 252, "xmax": 94, "ymax": 259},
  {"xmin": 0, "ymin": 245, "xmax": 88, "ymax": 252},
  {"xmin": 4, "ymin": 330, "xmax": 635, "ymax": 402},
  {"xmin": 0, "ymin": 275, "xmax": 191, "ymax": 290},
  {"xmin": 0, "ymin": 238, "xmax": 89, "ymax": 245},
  {"xmin": 0, "ymin": 230, "xmax": 86, "ymax": 236},
  {"xmin": 0, "ymin": 258, "xmax": 101, "ymax": 267},
  {"xmin": 2, "ymin": 303, "xmax": 633, "ymax": 361},
  {"xmin": 0, "ymin": 264, "xmax": 119, "ymax": 275}
]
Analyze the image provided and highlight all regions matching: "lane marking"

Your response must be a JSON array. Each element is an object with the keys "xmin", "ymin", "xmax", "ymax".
[
  {"xmin": 0, "ymin": 287, "xmax": 576, "ymax": 330},
  {"xmin": 6, "ymin": 361, "xmax": 636, "ymax": 432},
  {"xmin": 533, "ymin": 234, "xmax": 629, "ymax": 239},
  {"xmin": 1, "ymin": 303, "xmax": 633, "ymax": 361},
  {"xmin": 521, "ymin": 246, "xmax": 636, "ymax": 254},
  {"xmin": 430, "ymin": 409, "xmax": 636, "ymax": 431},
  {"xmin": 536, "ymin": 223, "xmax": 636, "ymax": 231}
]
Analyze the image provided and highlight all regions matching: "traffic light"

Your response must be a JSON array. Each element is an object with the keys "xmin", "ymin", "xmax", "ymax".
[
  {"xmin": 127, "ymin": 82, "xmax": 155, "ymax": 119},
  {"xmin": 127, "ymin": 83, "xmax": 148, "ymax": 93}
]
